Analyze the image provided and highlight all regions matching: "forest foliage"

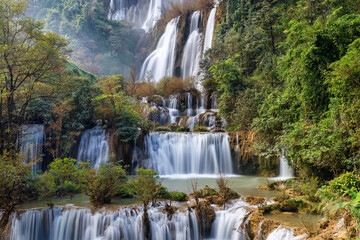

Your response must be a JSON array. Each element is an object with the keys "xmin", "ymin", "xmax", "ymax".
[{"xmin": 201, "ymin": 0, "xmax": 360, "ymax": 179}]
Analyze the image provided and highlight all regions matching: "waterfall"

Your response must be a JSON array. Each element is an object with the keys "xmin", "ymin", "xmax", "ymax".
[
  {"xmin": 139, "ymin": 17, "xmax": 180, "ymax": 82},
  {"xmin": 209, "ymin": 201, "xmax": 252, "ymax": 239},
  {"xmin": 19, "ymin": 124, "xmax": 45, "ymax": 173},
  {"xmin": 77, "ymin": 126, "xmax": 109, "ymax": 168},
  {"xmin": 278, "ymin": 154, "xmax": 294, "ymax": 179},
  {"xmin": 181, "ymin": 11, "xmax": 202, "ymax": 80},
  {"xmin": 10, "ymin": 206, "xmax": 200, "ymax": 240},
  {"xmin": 141, "ymin": 132, "xmax": 233, "ymax": 176},
  {"xmin": 196, "ymin": 95, "xmax": 206, "ymax": 115},
  {"xmin": 10, "ymin": 199, "xmax": 281, "ymax": 240},
  {"xmin": 203, "ymin": 7, "xmax": 216, "ymax": 54},
  {"xmin": 166, "ymin": 95, "xmax": 180, "ymax": 123},
  {"xmin": 108, "ymin": 0, "xmax": 189, "ymax": 32},
  {"xmin": 266, "ymin": 226, "xmax": 307, "ymax": 240},
  {"xmin": 185, "ymin": 93, "xmax": 194, "ymax": 116}
]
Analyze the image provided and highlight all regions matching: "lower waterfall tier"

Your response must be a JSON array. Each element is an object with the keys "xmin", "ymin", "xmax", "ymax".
[
  {"xmin": 136, "ymin": 132, "xmax": 234, "ymax": 176},
  {"xmin": 10, "ymin": 200, "xmax": 306, "ymax": 240}
]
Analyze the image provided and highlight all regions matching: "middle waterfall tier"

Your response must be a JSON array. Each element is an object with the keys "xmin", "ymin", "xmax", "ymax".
[{"xmin": 137, "ymin": 132, "xmax": 234, "ymax": 176}]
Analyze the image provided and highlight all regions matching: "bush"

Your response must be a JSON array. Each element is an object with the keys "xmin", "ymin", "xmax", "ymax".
[
  {"xmin": 193, "ymin": 126, "xmax": 210, "ymax": 132},
  {"xmin": 169, "ymin": 191, "xmax": 187, "ymax": 201},
  {"xmin": 167, "ymin": 123, "xmax": 180, "ymax": 131},
  {"xmin": 83, "ymin": 162, "xmax": 127, "ymax": 206},
  {"xmin": 155, "ymin": 126, "xmax": 171, "ymax": 132},
  {"xmin": 38, "ymin": 158, "xmax": 84, "ymax": 200},
  {"xmin": 328, "ymin": 172, "xmax": 360, "ymax": 195},
  {"xmin": 130, "ymin": 168, "xmax": 162, "ymax": 210},
  {"xmin": 281, "ymin": 199, "xmax": 307, "ymax": 212},
  {"xmin": 317, "ymin": 172, "xmax": 360, "ymax": 200},
  {"xmin": 176, "ymin": 127, "xmax": 190, "ymax": 132},
  {"xmin": 157, "ymin": 185, "xmax": 171, "ymax": 199}
]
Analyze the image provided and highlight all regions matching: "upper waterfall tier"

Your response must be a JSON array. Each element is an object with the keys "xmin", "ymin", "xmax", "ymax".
[
  {"xmin": 77, "ymin": 126, "xmax": 109, "ymax": 168},
  {"xmin": 203, "ymin": 7, "xmax": 216, "ymax": 54},
  {"xmin": 139, "ymin": 132, "xmax": 234, "ymax": 176},
  {"xmin": 19, "ymin": 124, "xmax": 45, "ymax": 173},
  {"xmin": 108, "ymin": 0, "xmax": 192, "ymax": 32},
  {"xmin": 181, "ymin": 11, "xmax": 203, "ymax": 79},
  {"xmin": 139, "ymin": 17, "xmax": 180, "ymax": 82}
]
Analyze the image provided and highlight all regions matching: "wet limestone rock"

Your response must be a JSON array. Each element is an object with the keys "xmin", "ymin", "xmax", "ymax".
[{"xmin": 245, "ymin": 196, "xmax": 266, "ymax": 205}]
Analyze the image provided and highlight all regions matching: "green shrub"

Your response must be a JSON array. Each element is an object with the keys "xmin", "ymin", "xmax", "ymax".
[
  {"xmin": 169, "ymin": 191, "xmax": 187, "ymax": 201},
  {"xmin": 83, "ymin": 162, "xmax": 127, "ymax": 206},
  {"xmin": 328, "ymin": 172, "xmax": 360, "ymax": 195},
  {"xmin": 167, "ymin": 123, "xmax": 179, "ymax": 131},
  {"xmin": 155, "ymin": 126, "xmax": 171, "ymax": 132},
  {"xmin": 157, "ymin": 185, "xmax": 171, "ymax": 199},
  {"xmin": 281, "ymin": 199, "xmax": 307, "ymax": 212},
  {"xmin": 317, "ymin": 172, "xmax": 360, "ymax": 200},
  {"xmin": 193, "ymin": 126, "xmax": 210, "ymax": 132},
  {"xmin": 176, "ymin": 127, "xmax": 190, "ymax": 132},
  {"xmin": 38, "ymin": 158, "xmax": 84, "ymax": 200}
]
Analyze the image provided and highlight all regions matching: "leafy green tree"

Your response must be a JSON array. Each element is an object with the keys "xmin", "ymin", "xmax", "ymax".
[
  {"xmin": 130, "ymin": 168, "xmax": 162, "ymax": 211},
  {"xmin": 0, "ymin": 151, "xmax": 34, "ymax": 229},
  {"xmin": 82, "ymin": 162, "xmax": 127, "ymax": 206},
  {"xmin": 0, "ymin": 0, "xmax": 68, "ymax": 153},
  {"xmin": 38, "ymin": 158, "xmax": 83, "ymax": 198},
  {"xmin": 93, "ymin": 75, "xmax": 141, "ymax": 142}
]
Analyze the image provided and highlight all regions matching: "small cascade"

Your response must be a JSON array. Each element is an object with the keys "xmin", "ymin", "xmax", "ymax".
[
  {"xmin": 203, "ymin": 7, "xmax": 216, "ymax": 54},
  {"xmin": 258, "ymin": 220, "xmax": 264, "ymax": 240},
  {"xmin": 166, "ymin": 95, "xmax": 180, "ymax": 123},
  {"xmin": 10, "ymin": 206, "xmax": 200, "ymax": 240},
  {"xmin": 77, "ymin": 126, "xmax": 109, "ymax": 168},
  {"xmin": 140, "ymin": 132, "xmax": 233, "ymax": 176},
  {"xmin": 139, "ymin": 17, "xmax": 180, "ymax": 82},
  {"xmin": 278, "ymin": 154, "xmax": 294, "ymax": 179},
  {"xmin": 19, "ymin": 124, "xmax": 45, "ymax": 173},
  {"xmin": 210, "ymin": 201, "xmax": 252, "ymax": 239},
  {"xmin": 185, "ymin": 93, "xmax": 194, "ymax": 116},
  {"xmin": 211, "ymin": 97, "xmax": 218, "ymax": 110},
  {"xmin": 266, "ymin": 226, "xmax": 307, "ymax": 240},
  {"xmin": 196, "ymin": 95, "xmax": 206, "ymax": 115},
  {"xmin": 181, "ymin": 11, "xmax": 202, "ymax": 80}
]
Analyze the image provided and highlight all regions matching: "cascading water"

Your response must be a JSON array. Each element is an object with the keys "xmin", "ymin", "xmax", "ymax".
[
  {"xmin": 279, "ymin": 154, "xmax": 294, "ymax": 179},
  {"xmin": 108, "ymin": 0, "xmax": 189, "ymax": 32},
  {"xmin": 11, "ymin": 198, "xmax": 270, "ymax": 240},
  {"xmin": 269, "ymin": 151, "xmax": 294, "ymax": 181},
  {"xmin": 266, "ymin": 226, "xmax": 307, "ymax": 240},
  {"xmin": 166, "ymin": 95, "xmax": 180, "ymax": 123},
  {"xmin": 209, "ymin": 201, "xmax": 253, "ymax": 239},
  {"xmin": 181, "ymin": 11, "xmax": 202, "ymax": 80},
  {"xmin": 140, "ymin": 132, "xmax": 234, "ymax": 176},
  {"xmin": 203, "ymin": 7, "xmax": 216, "ymax": 54},
  {"xmin": 10, "ymin": 206, "xmax": 200, "ymax": 240},
  {"xmin": 19, "ymin": 124, "xmax": 45, "ymax": 173},
  {"xmin": 77, "ymin": 126, "xmax": 109, "ymax": 168},
  {"xmin": 139, "ymin": 17, "xmax": 180, "ymax": 82},
  {"xmin": 185, "ymin": 93, "xmax": 194, "ymax": 116}
]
